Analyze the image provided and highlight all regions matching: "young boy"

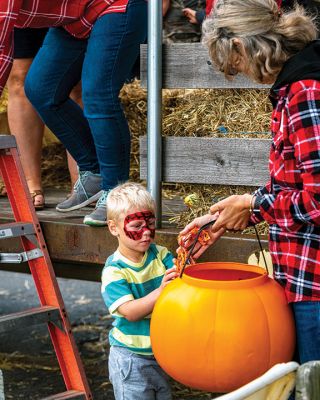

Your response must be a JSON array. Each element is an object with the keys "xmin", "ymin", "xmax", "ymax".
[{"xmin": 101, "ymin": 182, "xmax": 178, "ymax": 400}]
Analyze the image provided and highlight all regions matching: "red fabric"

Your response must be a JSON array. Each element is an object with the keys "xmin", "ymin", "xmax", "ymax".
[
  {"xmin": 0, "ymin": 0, "xmax": 129, "ymax": 95},
  {"xmin": 206, "ymin": 0, "xmax": 215, "ymax": 15},
  {"xmin": 251, "ymin": 80, "xmax": 320, "ymax": 303}
]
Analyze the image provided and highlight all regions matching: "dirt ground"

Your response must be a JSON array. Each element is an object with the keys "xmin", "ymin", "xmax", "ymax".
[{"xmin": 0, "ymin": 272, "xmax": 216, "ymax": 400}]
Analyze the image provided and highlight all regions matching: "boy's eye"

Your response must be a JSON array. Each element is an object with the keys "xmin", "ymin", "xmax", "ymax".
[
  {"xmin": 127, "ymin": 222, "xmax": 144, "ymax": 230},
  {"xmin": 134, "ymin": 223, "xmax": 144, "ymax": 229}
]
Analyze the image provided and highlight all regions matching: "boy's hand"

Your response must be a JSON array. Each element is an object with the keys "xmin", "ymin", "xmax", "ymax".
[{"xmin": 160, "ymin": 266, "xmax": 178, "ymax": 290}]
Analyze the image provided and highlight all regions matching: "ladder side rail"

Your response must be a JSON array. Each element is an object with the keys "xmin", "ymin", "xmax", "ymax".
[{"xmin": 0, "ymin": 142, "xmax": 92, "ymax": 399}]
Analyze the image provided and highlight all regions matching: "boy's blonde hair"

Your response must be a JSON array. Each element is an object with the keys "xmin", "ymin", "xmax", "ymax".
[
  {"xmin": 202, "ymin": 0, "xmax": 318, "ymax": 83},
  {"xmin": 107, "ymin": 182, "xmax": 155, "ymax": 221}
]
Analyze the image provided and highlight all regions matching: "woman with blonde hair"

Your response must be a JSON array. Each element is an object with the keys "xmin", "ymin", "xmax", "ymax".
[{"xmin": 180, "ymin": 0, "xmax": 320, "ymax": 365}]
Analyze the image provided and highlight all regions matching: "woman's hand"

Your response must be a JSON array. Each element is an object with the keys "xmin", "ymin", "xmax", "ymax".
[
  {"xmin": 209, "ymin": 194, "xmax": 253, "ymax": 233},
  {"xmin": 178, "ymin": 213, "xmax": 225, "ymax": 259}
]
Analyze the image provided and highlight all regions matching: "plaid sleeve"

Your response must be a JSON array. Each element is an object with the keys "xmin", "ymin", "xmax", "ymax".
[
  {"xmin": 0, "ymin": 0, "xmax": 22, "ymax": 95},
  {"xmin": 257, "ymin": 87, "xmax": 320, "ymax": 229},
  {"xmin": 101, "ymin": 266, "xmax": 134, "ymax": 315},
  {"xmin": 249, "ymin": 181, "xmax": 272, "ymax": 224}
]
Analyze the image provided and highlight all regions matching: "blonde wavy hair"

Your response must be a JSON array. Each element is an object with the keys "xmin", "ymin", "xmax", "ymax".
[
  {"xmin": 107, "ymin": 182, "xmax": 155, "ymax": 221},
  {"xmin": 202, "ymin": 0, "xmax": 318, "ymax": 83}
]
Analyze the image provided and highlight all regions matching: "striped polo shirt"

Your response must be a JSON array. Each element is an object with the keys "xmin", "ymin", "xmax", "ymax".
[{"xmin": 101, "ymin": 243, "xmax": 174, "ymax": 355}]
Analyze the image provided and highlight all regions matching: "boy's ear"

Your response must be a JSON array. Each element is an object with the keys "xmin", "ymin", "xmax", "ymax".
[{"xmin": 108, "ymin": 220, "xmax": 119, "ymax": 237}]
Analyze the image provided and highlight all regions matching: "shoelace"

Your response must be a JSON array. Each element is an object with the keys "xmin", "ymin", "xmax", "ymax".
[
  {"xmin": 96, "ymin": 190, "xmax": 109, "ymax": 208},
  {"xmin": 73, "ymin": 171, "xmax": 91, "ymax": 196}
]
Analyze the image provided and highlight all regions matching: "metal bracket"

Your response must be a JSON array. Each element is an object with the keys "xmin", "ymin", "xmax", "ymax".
[{"xmin": 0, "ymin": 248, "xmax": 43, "ymax": 264}]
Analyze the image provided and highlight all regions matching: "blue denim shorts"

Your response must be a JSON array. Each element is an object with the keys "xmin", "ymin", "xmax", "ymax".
[{"xmin": 109, "ymin": 346, "xmax": 172, "ymax": 400}]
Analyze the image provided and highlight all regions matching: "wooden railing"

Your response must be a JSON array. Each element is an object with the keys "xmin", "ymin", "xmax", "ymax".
[{"xmin": 139, "ymin": 43, "xmax": 271, "ymax": 267}]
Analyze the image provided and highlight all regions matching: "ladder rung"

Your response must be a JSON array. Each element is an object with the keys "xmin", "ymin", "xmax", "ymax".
[
  {"xmin": 41, "ymin": 391, "xmax": 87, "ymax": 400},
  {"xmin": 0, "ymin": 248, "xmax": 43, "ymax": 264},
  {"xmin": 0, "ymin": 306, "xmax": 61, "ymax": 333},
  {"xmin": 0, "ymin": 222, "xmax": 35, "ymax": 239},
  {"xmin": 0, "ymin": 135, "xmax": 16, "ymax": 150}
]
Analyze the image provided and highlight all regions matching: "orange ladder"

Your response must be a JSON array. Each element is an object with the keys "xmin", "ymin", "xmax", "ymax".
[{"xmin": 0, "ymin": 135, "xmax": 92, "ymax": 400}]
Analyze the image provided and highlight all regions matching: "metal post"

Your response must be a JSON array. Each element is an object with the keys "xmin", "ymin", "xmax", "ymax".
[
  {"xmin": 0, "ymin": 370, "xmax": 4, "ymax": 400},
  {"xmin": 147, "ymin": 0, "xmax": 162, "ymax": 228}
]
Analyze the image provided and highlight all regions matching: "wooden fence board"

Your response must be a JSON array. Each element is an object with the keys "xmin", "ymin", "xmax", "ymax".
[
  {"xmin": 140, "ymin": 44, "xmax": 270, "ymax": 89},
  {"xmin": 140, "ymin": 136, "xmax": 271, "ymax": 186},
  {"xmin": 0, "ymin": 217, "xmax": 268, "ymax": 281}
]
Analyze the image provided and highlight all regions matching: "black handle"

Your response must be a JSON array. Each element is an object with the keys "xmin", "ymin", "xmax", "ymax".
[{"xmin": 179, "ymin": 219, "xmax": 216, "ymax": 277}]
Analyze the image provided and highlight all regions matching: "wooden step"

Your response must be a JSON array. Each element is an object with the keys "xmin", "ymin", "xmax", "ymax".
[{"xmin": 0, "ymin": 191, "xmax": 268, "ymax": 281}]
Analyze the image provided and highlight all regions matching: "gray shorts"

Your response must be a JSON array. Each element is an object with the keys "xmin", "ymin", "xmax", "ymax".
[{"xmin": 109, "ymin": 346, "xmax": 172, "ymax": 400}]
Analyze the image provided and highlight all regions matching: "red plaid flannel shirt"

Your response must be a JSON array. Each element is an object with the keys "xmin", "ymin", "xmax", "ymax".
[
  {"xmin": 251, "ymin": 80, "xmax": 320, "ymax": 302},
  {"xmin": 0, "ymin": 0, "xmax": 129, "ymax": 95}
]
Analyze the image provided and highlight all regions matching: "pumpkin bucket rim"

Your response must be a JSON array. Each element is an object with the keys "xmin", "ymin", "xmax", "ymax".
[{"xmin": 182, "ymin": 262, "xmax": 269, "ymax": 289}]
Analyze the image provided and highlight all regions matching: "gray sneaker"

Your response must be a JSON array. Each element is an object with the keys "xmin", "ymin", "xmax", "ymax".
[
  {"xmin": 56, "ymin": 171, "xmax": 102, "ymax": 212},
  {"xmin": 83, "ymin": 190, "xmax": 109, "ymax": 227}
]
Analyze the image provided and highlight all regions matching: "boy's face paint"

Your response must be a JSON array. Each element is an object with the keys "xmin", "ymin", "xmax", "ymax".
[{"xmin": 124, "ymin": 211, "xmax": 156, "ymax": 241}]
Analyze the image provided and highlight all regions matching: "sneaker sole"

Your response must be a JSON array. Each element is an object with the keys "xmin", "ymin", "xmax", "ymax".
[
  {"xmin": 83, "ymin": 218, "xmax": 108, "ymax": 227},
  {"xmin": 56, "ymin": 190, "xmax": 103, "ymax": 212}
]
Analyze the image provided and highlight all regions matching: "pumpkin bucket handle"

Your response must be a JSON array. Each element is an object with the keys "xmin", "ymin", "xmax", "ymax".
[
  {"xmin": 179, "ymin": 221, "xmax": 270, "ymax": 278},
  {"xmin": 180, "ymin": 219, "xmax": 216, "ymax": 277}
]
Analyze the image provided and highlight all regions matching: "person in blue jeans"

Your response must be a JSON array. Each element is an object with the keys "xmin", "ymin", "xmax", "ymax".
[{"xmin": 25, "ymin": 0, "xmax": 148, "ymax": 226}]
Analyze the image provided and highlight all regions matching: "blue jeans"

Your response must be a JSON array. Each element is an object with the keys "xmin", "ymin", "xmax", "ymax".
[
  {"xmin": 292, "ymin": 301, "xmax": 320, "ymax": 364},
  {"xmin": 109, "ymin": 346, "xmax": 172, "ymax": 400},
  {"xmin": 25, "ymin": 0, "xmax": 147, "ymax": 191}
]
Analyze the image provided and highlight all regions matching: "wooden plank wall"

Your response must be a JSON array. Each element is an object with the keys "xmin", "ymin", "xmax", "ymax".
[
  {"xmin": 140, "ymin": 44, "xmax": 270, "ymax": 89},
  {"xmin": 139, "ymin": 43, "xmax": 271, "ymax": 263},
  {"xmin": 0, "ymin": 217, "xmax": 268, "ymax": 281},
  {"xmin": 140, "ymin": 136, "xmax": 271, "ymax": 186}
]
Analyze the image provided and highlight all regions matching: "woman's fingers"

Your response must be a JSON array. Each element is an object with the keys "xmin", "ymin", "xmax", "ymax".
[
  {"xmin": 191, "ymin": 227, "xmax": 226, "ymax": 259},
  {"xmin": 180, "ymin": 214, "xmax": 217, "ymax": 236}
]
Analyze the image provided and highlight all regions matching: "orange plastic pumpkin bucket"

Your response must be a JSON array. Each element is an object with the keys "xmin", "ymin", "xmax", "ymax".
[{"xmin": 150, "ymin": 262, "xmax": 295, "ymax": 393}]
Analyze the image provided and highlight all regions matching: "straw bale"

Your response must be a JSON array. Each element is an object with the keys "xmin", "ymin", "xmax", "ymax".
[
  {"xmin": 1, "ymin": 80, "xmax": 272, "ymax": 233},
  {"xmin": 0, "ymin": 88, "xmax": 8, "ymax": 113},
  {"xmin": 120, "ymin": 80, "xmax": 271, "ymax": 233}
]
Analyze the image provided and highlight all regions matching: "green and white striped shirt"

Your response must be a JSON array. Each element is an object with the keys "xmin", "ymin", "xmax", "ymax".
[{"xmin": 101, "ymin": 243, "xmax": 174, "ymax": 354}]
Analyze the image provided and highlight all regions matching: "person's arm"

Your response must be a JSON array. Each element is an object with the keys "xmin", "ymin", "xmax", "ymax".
[
  {"xmin": 117, "ymin": 267, "xmax": 178, "ymax": 322},
  {"xmin": 163, "ymin": 0, "xmax": 170, "ymax": 16},
  {"xmin": 248, "ymin": 88, "xmax": 320, "ymax": 231},
  {"xmin": 0, "ymin": 0, "xmax": 22, "ymax": 95},
  {"xmin": 182, "ymin": 8, "xmax": 198, "ymax": 24}
]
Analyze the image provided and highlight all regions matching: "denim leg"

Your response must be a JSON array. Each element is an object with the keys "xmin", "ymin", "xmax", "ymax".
[
  {"xmin": 292, "ymin": 301, "xmax": 320, "ymax": 364},
  {"xmin": 109, "ymin": 346, "xmax": 172, "ymax": 400},
  {"xmin": 82, "ymin": 0, "xmax": 148, "ymax": 190},
  {"xmin": 24, "ymin": 28, "xmax": 99, "ymax": 172}
]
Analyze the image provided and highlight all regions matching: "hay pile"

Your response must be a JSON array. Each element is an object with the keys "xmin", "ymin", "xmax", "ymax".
[
  {"xmin": 121, "ymin": 80, "xmax": 272, "ymax": 232},
  {"xmin": 1, "ymin": 80, "xmax": 272, "ymax": 232}
]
